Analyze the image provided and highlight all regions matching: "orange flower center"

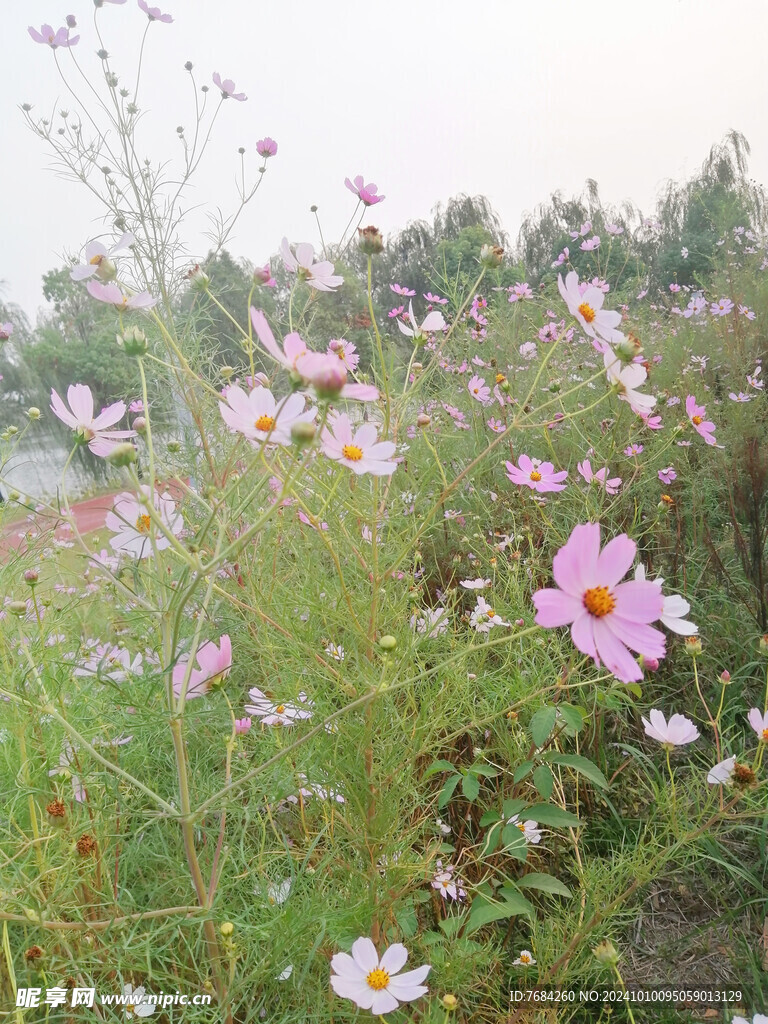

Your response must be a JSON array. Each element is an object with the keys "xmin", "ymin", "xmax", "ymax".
[
  {"xmin": 516, "ymin": 822, "xmax": 526, "ymax": 833},
  {"xmin": 583, "ymin": 586, "xmax": 616, "ymax": 617},
  {"xmin": 366, "ymin": 968, "xmax": 390, "ymax": 991},
  {"xmin": 342, "ymin": 444, "xmax": 363, "ymax": 461},
  {"xmin": 692, "ymin": 415, "xmax": 703, "ymax": 426},
  {"xmin": 762, "ymin": 728, "xmax": 768, "ymax": 742},
  {"xmin": 519, "ymin": 953, "xmax": 531, "ymax": 964},
  {"xmin": 496, "ymin": 374, "xmax": 506, "ymax": 384},
  {"xmin": 661, "ymin": 494, "xmax": 674, "ymax": 504},
  {"xmin": 255, "ymin": 414, "xmax": 275, "ymax": 432},
  {"xmin": 275, "ymin": 704, "xmax": 285, "ymax": 714},
  {"xmin": 578, "ymin": 302, "xmax": 596, "ymax": 324},
  {"xmin": 135, "ymin": 514, "xmax": 151, "ymax": 533},
  {"xmin": 486, "ymin": 608, "xmax": 496, "ymax": 618},
  {"xmin": 529, "ymin": 471, "xmax": 542, "ymax": 482},
  {"xmin": 89, "ymin": 254, "xmax": 104, "ymax": 266}
]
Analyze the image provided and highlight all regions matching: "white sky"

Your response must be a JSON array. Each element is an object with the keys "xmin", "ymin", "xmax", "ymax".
[{"xmin": 3, "ymin": 0, "xmax": 767, "ymax": 320}]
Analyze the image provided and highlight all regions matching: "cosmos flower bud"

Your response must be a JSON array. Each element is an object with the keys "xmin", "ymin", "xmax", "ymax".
[
  {"xmin": 253, "ymin": 264, "xmax": 273, "ymax": 286},
  {"xmin": 219, "ymin": 922, "xmax": 235, "ymax": 937},
  {"xmin": 592, "ymin": 940, "xmax": 619, "ymax": 966},
  {"xmin": 719, "ymin": 670, "xmax": 731, "ymax": 684},
  {"xmin": 358, "ymin": 225, "xmax": 384, "ymax": 255},
  {"xmin": 441, "ymin": 994, "xmax": 459, "ymax": 1011},
  {"xmin": 186, "ymin": 264, "xmax": 209, "ymax": 290},
  {"xmin": 132, "ymin": 416, "xmax": 147, "ymax": 433},
  {"xmin": 184, "ymin": 61, "xmax": 193, "ymax": 71},
  {"xmin": 379, "ymin": 635, "xmax": 397, "ymax": 651},
  {"xmin": 684, "ymin": 636, "xmax": 703, "ymax": 657},
  {"xmin": 117, "ymin": 326, "xmax": 148, "ymax": 356},
  {"xmin": 8, "ymin": 601, "xmax": 28, "ymax": 616},
  {"xmin": 66, "ymin": 15, "xmax": 77, "ymax": 28},
  {"xmin": 639, "ymin": 654, "xmax": 659, "ymax": 672},
  {"xmin": 614, "ymin": 332, "xmax": 644, "ymax": 363},
  {"xmin": 27, "ymin": 407, "xmax": 41, "ymax": 420},
  {"xmin": 167, "ymin": 440, "xmax": 181, "ymax": 453},
  {"xmin": 23, "ymin": 569, "xmax": 39, "ymax": 585},
  {"xmin": 106, "ymin": 443, "xmax": 138, "ymax": 467},
  {"xmin": 290, "ymin": 421, "xmax": 316, "ymax": 447},
  {"xmin": 220, "ymin": 366, "xmax": 235, "ymax": 380},
  {"xmin": 480, "ymin": 243, "xmax": 504, "ymax": 268},
  {"xmin": 307, "ymin": 357, "xmax": 347, "ymax": 399},
  {"xmin": 411, "ymin": 362, "xmax": 423, "ymax": 373},
  {"xmin": 416, "ymin": 413, "xmax": 431, "ymax": 428}
]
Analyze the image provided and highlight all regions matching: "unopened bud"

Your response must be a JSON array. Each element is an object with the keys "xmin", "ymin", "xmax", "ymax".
[
  {"xmin": 441, "ymin": 994, "xmax": 458, "ymax": 1011},
  {"xmin": 117, "ymin": 326, "xmax": 148, "ymax": 356},
  {"xmin": 8, "ymin": 601, "xmax": 28, "ymax": 616},
  {"xmin": 219, "ymin": 922, "xmax": 235, "ymax": 937},
  {"xmin": 480, "ymin": 243, "xmax": 504, "ymax": 268},
  {"xmin": 23, "ymin": 569, "xmax": 39, "ymax": 585},
  {"xmin": 307, "ymin": 357, "xmax": 347, "ymax": 399},
  {"xmin": 27, "ymin": 407, "xmax": 41, "ymax": 420},
  {"xmin": 379, "ymin": 635, "xmax": 397, "ymax": 651},
  {"xmin": 66, "ymin": 15, "xmax": 77, "ymax": 28},
  {"xmin": 358, "ymin": 225, "xmax": 384, "ymax": 255},
  {"xmin": 592, "ymin": 940, "xmax": 619, "ymax": 966},
  {"xmin": 719, "ymin": 670, "xmax": 731, "ymax": 684},
  {"xmin": 684, "ymin": 636, "xmax": 702, "ymax": 657},
  {"xmin": 186, "ymin": 264, "xmax": 209, "ymax": 290},
  {"xmin": 416, "ymin": 413, "xmax": 431, "ymax": 428},
  {"xmin": 167, "ymin": 440, "xmax": 181, "ymax": 453},
  {"xmin": 290, "ymin": 421, "xmax": 316, "ymax": 447},
  {"xmin": 106, "ymin": 443, "xmax": 138, "ymax": 467},
  {"xmin": 639, "ymin": 654, "xmax": 659, "ymax": 672},
  {"xmin": 132, "ymin": 416, "xmax": 146, "ymax": 433},
  {"xmin": 220, "ymin": 366, "xmax": 235, "ymax": 380}
]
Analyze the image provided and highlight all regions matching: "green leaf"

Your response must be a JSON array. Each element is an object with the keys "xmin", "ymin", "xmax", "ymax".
[
  {"xmin": 529, "ymin": 706, "xmax": 557, "ymax": 747},
  {"xmin": 479, "ymin": 810, "xmax": 502, "ymax": 827},
  {"xmin": 438, "ymin": 914, "xmax": 466, "ymax": 939},
  {"xmin": 525, "ymin": 804, "xmax": 582, "ymax": 828},
  {"xmin": 479, "ymin": 821, "xmax": 503, "ymax": 858},
  {"xmin": 395, "ymin": 904, "xmax": 419, "ymax": 936},
  {"xmin": 556, "ymin": 704, "xmax": 586, "ymax": 733},
  {"xmin": 512, "ymin": 760, "xmax": 534, "ymax": 783},
  {"xmin": 437, "ymin": 773, "xmax": 461, "ymax": 809},
  {"xmin": 516, "ymin": 872, "xmax": 573, "ymax": 898},
  {"xmin": 462, "ymin": 772, "xmax": 480, "ymax": 801},
  {"xmin": 533, "ymin": 764, "xmax": 554, "ymax": 799},
  {"xmin": 424, "ymin": 759, "xmax": 456, "ymax": 779},
  {"xmin": 544, "ymin": 753, "xmax": 609, "ymax": 790},
  {"xmin": 471, "ymin": 765, "xmax": 500, "ymax": 778},
  {"xmin": 466, "ymin": 893, "xmax": 534, "ymax": 934},
  {"xmin": 500, "ymin": 826, "xmax": 530, "ymax": 861},
  {"xmin": 502, "ymin": 797, "xmax": 526, "ymax": 820}
]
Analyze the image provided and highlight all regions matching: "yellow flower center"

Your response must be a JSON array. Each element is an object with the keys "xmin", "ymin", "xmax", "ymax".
[
  {"xmin": 486, "ymin": 608, "xmax": 495, "ymax": 618},
  {"xmin": 516, "ymin": 822, "xmax": 526, "ymax": 833},
  {"xmin": 519, "ymin": 954, "xmax": 531, "ymax": 964},
  {"xmin": 577, "ymin": 301, "xmax": 596, "ymax": 324},
  {"xmin": 366, "ymin": 968, "xmax": 390, "ymax": 991},
  {"xmin": 342, "ymin": 444, "xmax": 364, "ymax": 461},
  {"xmin": 661, "ymin": 494, "xmax": 674, "ymax": 504},
  {"xmin": 126, "ymin": 1005, "xmax": 135, "ymax": 1015},
  {"xmin": 255, "ymin": 414, "xmax": 275, "ymax": 432},
  {"xmin": 336, "ymin": 349, "xmax": 346, "ymax": 360},
  {"xmin": 692, "ymin": 415, "xmax": 703, "ymax": 426},
  {"xmin": 529, "ymin": 471, "xmax": 542, "ymax": 482},
  {"xmin": 442, "ymin": 880, "xmax": 450, "ymax": 888},
  {"xmin": 583, "ymin": 586, "xmax": 616, "ymax": 617},
  {"xmin": 762, "ymin": 728, "xmax": 768, "ymax": 742},
  {"xmin": 89, "ymin": 254, "xmax": 104, "ymax": 266},
  {"xmin": 135, "ymin": 514, "xmax": 152, "ymax": 533},
  {"xmin": 275, "ymin": 704, "xmax": 285, "ymax": 714},
  {"xmin": 496, "ymin": 374, "xmax": 506, "ymax": 384}
]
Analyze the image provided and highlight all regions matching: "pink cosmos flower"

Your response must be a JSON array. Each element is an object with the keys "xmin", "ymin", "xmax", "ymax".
[
  {"xmin": 86, "ymin": 280, "xmax": 157, "ymax": 311},
  {"xmin": 580, "ymin": 235, "xmax": 601, "ymax": 251},
  {"xmin": 710, "ymin": 297, "xmax": 734, "ymax": 316},
  {"xmin": 279, "ymin": 238, "xmax": 343, "ymax": 291},
  {"xmin": 138, "ymin": 0, "xmax": 173, "ymax": 22},
  {"xmin": 253, "ymin": 263, "xmax": 275, "ymax": 287},
  {"xmin": 28, "ymin": 24, "xmax": 80, "ymax": 48},
  {"xmin": 397, "ymin": 301, "xmax": 446, "ymax": 341},
  {"xmin": 467, "ymin": 375, "xmax": 490, "ymax": 404},
  {"xmin": 747, "ymin": 708, "xmax": 768, "ymax": 742},
  {"xmin": 558, "ymin": 271, "xmax": 623, "ymax": 344},
  {"xmin": 605, "ymin": 223, "xmax": 624, "ymax": 235},
  {"xmin": 330, "ymin": 937, "xmax": 430, "ymax": 1016},
  {"xmin": 172, "ymin": 636, "xmax": 232, "ymax": 701},
  {"xmin": 327, "ymin": 338, "xmax": 359, "ymax": 371},
  {"xmin": 532, "ymin": 522, "xmax": 666, "ymax": 683},
  {"xmin": 729, "ymin": 392, "xmax": 752, "ymax": 403},
  {"xmin": 106, "ymin": 486, "xmax": 183, "ymax": 559},
  {"xmin": 219, "ymin": 385, "xmax": 316, "ymax": 446},
  {"xmin": 506, "ymin": 455, "xmax": 568, "ymax": 492},
  {"xmin": 641, "ymin": 709, "xmax": 699, "ymax": 747},
  {"xmin": 321, "ymin": 413, "xmax": 397, "ymax": 476},
  {"xmin": 256, "ymin": 137, "xmax": 277, "ymax": 158},
  {"xmin": 658, "ymin": 466, "xmax": 676, "ymax": 484},
  {"xmin": 390, "ymin": 283, "xmax": 416, "ymax": 297},
  {"xmin": 344, "ymin": 174, "xmax": 385, "ymax": 206},
  {"xmin": 685, "ymin": 395, "xmax": 720, "ymax": 446},
  {"xmin": 577, "ymin": 459, "xmax": 622, "ymax": 495},
  {"xmin": 212, "ymin": 73, "xmax": 246, "ymax": 101},
  {"xmin": 71, "ymin": 232, "xmax": 134, "ymax": 281},
  {"xmin": 50, "ymin": 384, "xmax": 136, "ymax": 456},
  {"xmin": 624, "ymin": 444, "xmax": 643, "ymax": 456},
  {"xmin": 424, "ymin": 292, "xmax": 448, "ymax": 304},
  {"xmin": 508, "ymin": 282, "xmax": 533, "ymax": 302},
  {"xmin": 0, "ymin": 323, "xmax": 13, "ymax": 341}
]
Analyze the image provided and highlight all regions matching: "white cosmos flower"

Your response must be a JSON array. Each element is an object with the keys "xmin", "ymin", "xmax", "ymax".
[
  {"xmin": 634, "ymin": 565, "xmax": 698, "ymax": 635},
  {"xmin": 558, "ymin": 270, "xmax": 623, "ymax": 344},
  {"xmin": 460, "ymin": 577, "xmax": 491, "ymax": 590},
  {"xmin": 707, "ymin": 756, "xmax": 736, "ymax": 785},
  {"xmin": 506, "ymin": 815, "xmax": 542, "ymax": 844},
  {"xmin": 603, "ymin": 348, "xmax": 656, "ymax": 416},
  {"xmin": 106, "ymin": 487, "xmax": 183, "ymax": 560},
  {"xmin": 330, "ymin": 937, "xmax": 430, "ymax": 1015},
  {"xmin": 470, "ymin": 596, "xmax": 510, "ymax": 633},
  {"xmin": 397, "ymin": 300, "xmax": 446, "ymax": 340},
  {"xmin": 513, "ymin": 950, "xmax": 536, "ymax": 966},
  {"xmin": 122, "ymin": 985, "xmax": 154, "ymax": 1018}
]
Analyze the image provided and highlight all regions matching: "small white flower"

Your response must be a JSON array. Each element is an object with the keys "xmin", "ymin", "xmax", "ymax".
[
  {"xmin": 506, "ymin": 815, "xmax": 542, "ymax": 844},
  {"xmin": 513, "ymin": 950, "xmax": 536, "ymax": 967},
  {"xmin": 706, "ymin": 756, "xmax": 736, "ymax": 786},
  {"xmin": 123, "ymin": 984, "xmax": 155, "ymax": 1018}
]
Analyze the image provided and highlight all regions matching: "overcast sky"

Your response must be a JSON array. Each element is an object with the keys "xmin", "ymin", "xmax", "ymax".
[{"xmin": 4, "ymin": 0, "xmax": 767, "ymax": 320}]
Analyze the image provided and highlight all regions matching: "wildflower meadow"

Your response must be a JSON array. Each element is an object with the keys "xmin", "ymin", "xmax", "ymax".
[{"xmin": 2, "ymin": 4, "xmax": 768, "ymax": 1023}]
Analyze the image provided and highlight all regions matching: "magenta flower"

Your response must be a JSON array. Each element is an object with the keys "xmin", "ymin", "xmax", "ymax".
[
  {"xmin": 390, "ymin": 283, "xmax": 416, "ymax": 297},
  {"xmin": 173, "ymin": 635, "xmax": 232, "ymax": 701},
  {"xmin": 256, "ymin": 137, "xmax": 277, "ymax": 158},
  {"xmin": 86, "ymin": 280, "xmax": 157, "ymax": 311},
  {"xmin": 532, "ymin": 522, "xmax": 665, "ymax": 683},
  {"xmin": 0, "ymin": 323, "xmax": 13, "ymax": 341},
  {"xmin": 138, "ymin": 0, "xmax": 173, "ymax": 22},
  {"xmin": 279, "ymin": 238, "xmax": 343, "ymax": 292},
  {"xmin": 253, "ymin": 263, "xmax": 275, "ymax": 287},
  {"xmin": 658, "ymin": 466, "xmax": 676, "ymax": 484},
  {"xmin": 467, "ymin": 375, "xmax": 490, "ymax": 404},
  {"xmin": 28, "ymin": 23, "xmax": 79, "ymax": 48},
  {"xmin": 506, "ymin": 455, "xmax": 567, "ymax": 493},
  {"xmin": 71, "ymin": 232, "xmax": 134, "ymax": 281},
  {"xmin": 747, "ymin": 708, "xmax": 768, "ymax": 742},
  {"xmin": 344, "ymin": 174, "xmax": 385, "ymax": 206},
  {"xmin": 50, "ymin": 384, "xmax": 136, "ymax": 456},
  {"xmin": 642, "ymin": 709, "xmax": 699, "ymax": 747},
  {"xmin": 212, "ymin": 72, "xmax": 246, "ymax": 101},
  {"xmin": 685, "ymin": 395, "xmax": 720, "ymax": 446},
  {"xmin": 577, "ymin": 459, "xmax": 622, "ymax": 495},
  {"xmin": 508, "ymin": 282, "xmax": 533, "ymax": 302},
  {"xmin": 321, "ymin": 413, "xmax": 397, "ymax": 476}
]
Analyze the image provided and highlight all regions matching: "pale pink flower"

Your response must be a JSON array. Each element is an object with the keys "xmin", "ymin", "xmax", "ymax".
[
  {"xmin": 577, "ymin": 460, "xmax": 622, "ymax": 495},
  {"xmin": 219, "ymin": 384, "xmax": 315, "ymax": 446},
  {"xmin": 397, "ymin": 300, "xmax": 446, "ymax": 341},
  {"xmin": 642, "ymin": 709, "xmax": 699, "ymax": 746},
  {"xmin": 70, "ymin": 232, "xmax": 134, "ymax": 281},
  {"xmin": 506, "ymin": 815, "xmax": 542, "ymax": 844},
  {"xmin": 138, "ymin": 0, "xmax": 173, "ymax": 22},
  {"xmin": 173, "ymin": 635, "xmax": 232, "ymax": 700},
  {"xmin": 506, "ymin": 455, "xmax": 567, "ymax": 493},
  {"xmin": 253, "ymin": 263, "xmax": 275, "ymax": 287},
  {"xmin": 321, "ymin": 414, "xmax": 396, "ymax": 476},
  {"xmin": 330, "ymin": 937, "xmax": 430, "ymax": 1015},
  {"xmin": 245, "ymin": 688, "xmax": 313, "ymax": 726},
  {"xmin": 28, "ymin": 23, "xmax": 79, "ymax": 47},
  {"xmin": 86, "ymin": 280, "xmax": 157, "ymax": 311},
  {"xmin": 460, "ymin": 578, "xmax": 490, "ymax": 590},
  {"xmin": 410, "ymin": 608, "xmax": 448, "ymax": 638},
  {"xmin": 50, "ymin": 384, "xmax": 136, "ymax": 456},
  {"xmin": 256, "ymin": 137, "xmax": 277, "ymax": 157},
  {"xmin": 470, "ymin": 595, "xmax": 510, "ymax": 632},
  {"xmin": 344, "ymin": 174, "xmax": 385, "ymax": 206},
  {"xmin": 558, "ymin": 271, "xmax": 623, "ymax": 344},
  {"xmin": 390, "ymin": 283, "xmax": 416, "ymax": 297},
  {"xmin": 327, "ymin": 338, "xmax": 359, "ymax": 371},
  {"xmin": 431, "ymin": 861, "xmax": 466, "ymax": 901},
  {"xmin": 685, "ymin": 395, "xmax": 720, "ymax": 446},
  {"xmin": 658, "ymin": 466, "xmax": 676, "ymax": 484},
  {"xmin": 106, "ymin": 486, "xmax": 183, "ymax": 559},
  {"xmin": 532, "ymin": 522, "xmax": 666, "ymax": 683},
  {"xmin": 747, "ymin": 708, "xmax": 768, "ymax": 742},
  {"xmin": 279, "ymin": 238, "xmax": 343, "ymax": 291},
  {"xmin": 0, "ymin": 323, "xmax": 12, "ymax": 341},
  {"xmin": 212, "ymin": 72, "xmax": 246, "ymax": 101},
  {"xmin": 467, "ymin": 375, "xmax": 490, "ymax": 404},
  {"xmin": 633, "ymin": 565, "xmax": 698, "ymax": 635}
]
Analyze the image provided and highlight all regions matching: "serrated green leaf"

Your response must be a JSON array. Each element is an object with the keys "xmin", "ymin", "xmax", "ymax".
[
  {"xmin": 512, "ymin": 761, "xmax": 534, "ymax": 784},
  {"xmin": 545, "ymin": 753, "xmax": 609, "ymax": 790},
  {"xmin": 533, "ymin": 764, "xmax": 554, "ymax": 799},
  {"xmin": 529, "ymin": 706, "xmax": 557, "ymax": 747},
  {"xmin": 556, "ymin": 704, "xmax": 586, "ymax": 732},
  {"xmin": 437, "ymin": 773, "xmax": 461, "ymax": 809},
  {"xmin": 525, "ymin": 803, "xmax": 582, "ymax": 828},
  {"xmin": 516, "ymin": 872, "xmax": 573, "ymax": 898},
  {"xmin": 462, "ymin": 772, "xmax": 480, "ymax": 801}
]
